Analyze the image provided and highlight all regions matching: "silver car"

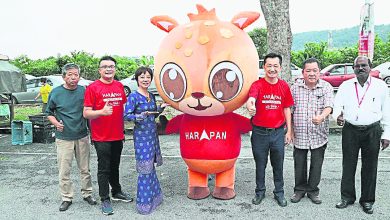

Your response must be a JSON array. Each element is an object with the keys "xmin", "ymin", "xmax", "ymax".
[
  {"xmin": 12, "ymin": 75, "xmax": 92, "ymax": 104},
  {"xmin": 120, "ymin": 76, "xmax": 158, "ymax": 97},
  {"xmin": 374, "ymin": 62, "xmax": 390, "ymax": 85}
]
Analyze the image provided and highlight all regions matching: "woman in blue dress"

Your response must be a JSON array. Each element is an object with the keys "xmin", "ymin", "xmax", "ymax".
[{"xmin": 124, "ymin": 66, "xmax": 168, "ymax": 215}]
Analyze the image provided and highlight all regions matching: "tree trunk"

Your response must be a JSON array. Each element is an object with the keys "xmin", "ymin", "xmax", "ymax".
[{"xmin": 260, "ymin": 0, "xmax": 292, "ymax": 82}]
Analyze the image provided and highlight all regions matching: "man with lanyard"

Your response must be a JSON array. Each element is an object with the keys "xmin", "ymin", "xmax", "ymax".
[
  {"xmin": 290, "ymin": 58, "xmax": 334, "ymax": 204},
  {"xmin": 246, "ymin": 52, "xmax": 294, "ymax": 207},
  {"xmin": 334, "ymin": 56, "xmax": 390, "ymax": 214}
]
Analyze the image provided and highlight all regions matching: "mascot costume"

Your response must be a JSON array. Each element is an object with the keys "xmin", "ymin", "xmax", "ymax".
[{"xmin": 151, "ymin": 4, "xmax": 259, "ymax": 200}]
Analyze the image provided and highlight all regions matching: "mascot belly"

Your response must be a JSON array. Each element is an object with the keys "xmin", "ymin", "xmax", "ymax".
[{"xmin": 151, "ymin": 4, "xmax": 260, "ymax": 200}]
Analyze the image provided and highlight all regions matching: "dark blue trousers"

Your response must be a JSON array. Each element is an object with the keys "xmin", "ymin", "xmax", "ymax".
[{"xmin": 251, "ymin": 125, "xmax": 285, "ymax": 198}]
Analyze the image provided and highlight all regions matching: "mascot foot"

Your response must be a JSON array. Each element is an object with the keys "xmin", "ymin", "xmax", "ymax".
[
  {"xmin": 212, "ymin": 187, "xmax": 236, "ymax": 200},
  {"xmin": 187, "ymin": 187, "xmax": 210, "ymax": 200}
]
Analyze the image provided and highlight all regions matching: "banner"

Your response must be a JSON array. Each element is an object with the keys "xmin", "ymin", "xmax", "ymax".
[{"xmin": 358, "ymin": 0, "xmax": 375, "ymax": 60}]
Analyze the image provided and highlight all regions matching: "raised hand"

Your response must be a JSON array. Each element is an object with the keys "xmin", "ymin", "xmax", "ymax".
[{"xmin": 101, "ymin": 101, "xmax": 113, "ymax": 116}]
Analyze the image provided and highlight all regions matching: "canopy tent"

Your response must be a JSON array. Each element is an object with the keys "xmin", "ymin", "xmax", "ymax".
[
  {"xmin": 0, "ymin": 54, "xmax": 25, "ymax": 128},
  {"xmin": 0, "ymin": 55, "xmax": 26, "ymax": 93}
]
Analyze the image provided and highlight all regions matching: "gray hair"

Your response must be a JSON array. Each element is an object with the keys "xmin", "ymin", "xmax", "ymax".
[{"xmin": 61, "ymin": 63, "xmax": 80, "ymax": 76}]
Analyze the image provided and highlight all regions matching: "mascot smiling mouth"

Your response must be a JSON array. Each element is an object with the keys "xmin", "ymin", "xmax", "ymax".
[{"xmin": 188, "ymin": 100, "xmax": 212, "ymax": 111}]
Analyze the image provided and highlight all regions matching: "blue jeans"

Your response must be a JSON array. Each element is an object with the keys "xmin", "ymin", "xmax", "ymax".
[{"xmin": 251, "ymin": 125, "xmax": 285, "ymax": 198}]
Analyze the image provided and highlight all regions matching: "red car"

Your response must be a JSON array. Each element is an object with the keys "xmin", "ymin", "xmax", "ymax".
[
  {"xmin": 319, "ymin": 63, "xmax": 380, "ymax": 88},
  {"xmin": 296, "ymin": 63, "xmax": 380, "ymax": 89}
]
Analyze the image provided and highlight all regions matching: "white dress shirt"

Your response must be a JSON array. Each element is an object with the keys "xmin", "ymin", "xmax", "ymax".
[{"xmin": 333, "ymin": 76, "xmax": 390, "ymax": 140}]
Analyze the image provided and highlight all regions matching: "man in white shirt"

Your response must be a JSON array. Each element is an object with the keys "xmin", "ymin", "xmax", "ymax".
[{"xmin": 333, "ymin": 56, "xmax": 390, "ymax": 214}]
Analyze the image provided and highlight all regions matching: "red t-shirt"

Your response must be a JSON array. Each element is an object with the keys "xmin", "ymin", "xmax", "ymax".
[
  {"xmin": 165, "ymin": 113, "xmax": 252, "ymax": 160},
  {"xmin": 248, "ymin": 78, "xmax": 294, "ymax": 128},
  {"xmin": 84, "ymin": 80, "xmax": 127, "ymax": 141}
]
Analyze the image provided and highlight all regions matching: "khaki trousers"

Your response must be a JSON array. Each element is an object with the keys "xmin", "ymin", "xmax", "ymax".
[{"xmin": 56, "ymin": 136, "xmax": 93, "ymax": 201}]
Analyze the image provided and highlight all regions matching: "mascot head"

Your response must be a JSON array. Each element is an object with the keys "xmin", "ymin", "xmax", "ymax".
[{"xmin": 151, "ymin": 4, "xmax": 259, "ymax": 116}]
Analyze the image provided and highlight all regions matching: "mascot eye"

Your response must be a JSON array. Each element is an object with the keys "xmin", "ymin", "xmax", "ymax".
[
  {"xmin": 209, "ymin": 61, "xmax": 243, "ymax": 101},
  {"xmin": 160, "ymin": 63, "xmax": 187, "ymax": 101}
]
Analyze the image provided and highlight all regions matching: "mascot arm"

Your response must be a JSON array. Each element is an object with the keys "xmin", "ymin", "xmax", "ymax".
[
  {"xmin": 165, "ymin": 114, "xmax": 184, "ymax": 134},
  {"xmin": 233, "ymin": 113, "xmax": 252, "ymax": 134}
]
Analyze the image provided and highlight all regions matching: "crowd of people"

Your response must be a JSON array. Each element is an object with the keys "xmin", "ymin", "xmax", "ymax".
[{"xmin": 44, "ymin": 54, "xmax": 389, "ymax": 216}]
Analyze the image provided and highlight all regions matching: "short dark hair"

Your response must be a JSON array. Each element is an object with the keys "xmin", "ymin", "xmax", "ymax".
[
  {"xmin": 40, "ymin": 77, "xmax": 47, "ymax": 83},
  {"xmin": 99, "ymin": 56, "xmax": 117, "ymax": 66},
  {"xmin": 264, "ymin": 52, "xmax": 282, "ymax": 65},
  {"xmin": 302, "ymin": 58, "xmax": 321, "ymax": 69},
  {"xmin": 134, "ymin": 66, "xmax": 153, "ymax": 86}
]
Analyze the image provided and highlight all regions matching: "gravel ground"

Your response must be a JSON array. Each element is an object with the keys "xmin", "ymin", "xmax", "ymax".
[{"xmin": 1, "ymin": 131, "xmax": 390, "ymax": 220}]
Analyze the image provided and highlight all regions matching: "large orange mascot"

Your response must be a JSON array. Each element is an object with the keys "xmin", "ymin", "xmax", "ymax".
[{"xmin": 151, "ymin": 4, "xmax": 259, "ymax": 200}]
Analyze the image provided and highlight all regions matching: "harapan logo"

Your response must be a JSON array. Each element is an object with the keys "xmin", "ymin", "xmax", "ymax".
[{"xmin": 185, "ymin": 129, "xmax": 227, "ymax": 140}]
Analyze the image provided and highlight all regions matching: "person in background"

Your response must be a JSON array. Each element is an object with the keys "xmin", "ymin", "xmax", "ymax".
[
  {"xmin": 124, "ymin": 66, "xmax": 168, "ymax": 214},
  {"xmin": 290, "ymin": 58, "xmax": 334, "ymax": 204},
  {"xmin": 246, "ymin": 52, "xmax": 294, "ymax": 207},
  {"xmin": 46, "ymin": 63, "xmax": 96, "ymax": 211},
  {"xmin": 35, "ymin": 77, "xmax": 52, "ymax": 113},
  {"xmin": 83, "ymin": 56, "xmax": 133, "ymax": 216},
  {"xmin": 333, "ymin": 56, "xmax": 390, "ymax": 214}
]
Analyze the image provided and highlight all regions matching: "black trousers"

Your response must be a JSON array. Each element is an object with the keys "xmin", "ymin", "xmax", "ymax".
[
  {"xmin": 341, "ymin": 122, "xmax": 382, "ymax": 204},
  {"xmin": 293, "ymin": 144, "xmax": 327, "ymax": 196},
  {"xmin": 94, "ymin": 140, "xmax": 124, "ymax": 201}
]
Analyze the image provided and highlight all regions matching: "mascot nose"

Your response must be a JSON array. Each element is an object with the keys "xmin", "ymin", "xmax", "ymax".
[{"xmin": 191, "ymin": 92, "xmax": 204, "ymax": 100}]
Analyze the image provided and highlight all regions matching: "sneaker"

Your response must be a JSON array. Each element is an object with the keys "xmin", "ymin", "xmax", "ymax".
[
  {"xmin": 112, "ymin": 192, "xmax": 133, "ymax": 202},
  {"xmin": 290, "ymin": 192, "xmax": 305, "ymax": 203},
  {"xmin": 307, "ymin": 194, "xmax": 322, "ymax": 204},
  {"xmin": 101, "ymin": 199, "xmax": 114, "ymax": 215}
]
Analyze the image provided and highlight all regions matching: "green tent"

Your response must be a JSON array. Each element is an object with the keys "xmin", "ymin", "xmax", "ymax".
[{"xmin": 0, "ymin": 55, "xmax": 26, "ymax": 93}]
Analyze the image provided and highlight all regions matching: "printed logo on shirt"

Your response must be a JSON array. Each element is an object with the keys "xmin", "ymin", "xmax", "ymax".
[
  {"xmin": 102, "ymin": 92, "xmax": 123, "ymax": 106},
  {"xmin": 262, "ymin": 94, "xmax": 281, "ymax": 110},
  {"xmin": 185, "ymin": 129, "xmax": 227, "ymax": 140}
]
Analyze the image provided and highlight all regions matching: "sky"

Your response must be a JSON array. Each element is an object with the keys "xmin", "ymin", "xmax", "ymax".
[{"xmin": 1, "ymin": 0, "xmax": 389, "ymax": 59}]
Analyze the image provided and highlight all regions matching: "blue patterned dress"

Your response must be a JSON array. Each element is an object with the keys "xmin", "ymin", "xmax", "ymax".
[{"xmin": 124, "ymin": 91, "xmax": 163, "ymax": 215}]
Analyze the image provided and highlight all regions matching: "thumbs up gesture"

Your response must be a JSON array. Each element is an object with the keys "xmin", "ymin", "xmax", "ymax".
[{"xmin": 101, "ymin": 101, "xmax": 113, "ymax": 116}]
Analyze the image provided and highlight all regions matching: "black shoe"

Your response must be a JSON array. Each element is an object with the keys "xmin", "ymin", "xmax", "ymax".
[
  {"xmin": 59, "ymin": 201, "xmax": 72, "ymax": 211},
  {"xmin": 252, "ymin": 194, "xmax": 265, "ymax": 205},
  {"xmin": 307, "ymin": 194, "xmax": 322, "ymax": 204},
  {"xmin": 335, "ymin": 199, "xmax": 354, "ymax": 209},
  {"xmin": 361, "ymin": 202, "xmax": 373, "ymax": 214},
  {"xmin": 112, "ymin": 192, "xmax": 133, "ymax": 202},
  {"xmin": 274, "ymin": 196, "xmax": 287, "ymax": 207},
  {"xmin": 83, "ymin": 196, "xmax": 97, "ymax": 205},
  {"xmin": 290, "ymin": 192, "xmax": 305, "ymax": 203}
]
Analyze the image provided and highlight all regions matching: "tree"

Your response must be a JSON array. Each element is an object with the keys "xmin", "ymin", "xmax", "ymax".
[
  {"xmin": 248, "ymin": 28, "xmax": 268, "ymax": 59},
  {"xmin": 259, "ymin": 0, "xmax": 292, "ymax": 81}
]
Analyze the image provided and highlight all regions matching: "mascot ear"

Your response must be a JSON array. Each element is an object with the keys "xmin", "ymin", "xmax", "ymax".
[
  {"xmin": 151, "ymin": 15, "xmax": 179, "ymax": 33},
  {"xmin": 231, "ymin": 12, "xmax": 260, "ymax": 30}
]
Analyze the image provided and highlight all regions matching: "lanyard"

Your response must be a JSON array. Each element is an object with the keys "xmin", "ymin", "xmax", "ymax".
[{"xmin": 354, "ymin": 77, "xmax": 371, "ymax": 108}]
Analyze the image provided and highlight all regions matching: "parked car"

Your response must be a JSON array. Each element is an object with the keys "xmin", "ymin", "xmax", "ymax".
[
  {"xmin": 258, "ymin": 59, "xmax": 302, "ymax": 81},
  {"xmin": 24, "ymin": 74, "xmax": 36, "ymax": 80},
  {"xmin": 319, "ymin": 63, "xmax": 380, "ymax": 88},
  {"xmin": 120, "ymin": 76, "xmax": 158, "ymax": 97},
  {"xmin": 12, "ymin": 75, "xmax": 92, "ymax": 104},
  {"xmin": 373, "ymin": 62, "xmax": 390, "ymax": 85}
]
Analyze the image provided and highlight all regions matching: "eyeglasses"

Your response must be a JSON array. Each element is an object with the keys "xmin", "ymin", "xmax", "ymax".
[
  {"xmin": 353, "ymin": 64, "xmax": 369, "ymax": 68},
  {"xmin": 99, "ymin": 65, "xmax": 116, "ymax": 70}
]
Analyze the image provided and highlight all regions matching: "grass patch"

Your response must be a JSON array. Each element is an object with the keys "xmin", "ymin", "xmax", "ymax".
[{"xmin": 14, "ymin": 105, "xmax": 41, "ymax": 121}]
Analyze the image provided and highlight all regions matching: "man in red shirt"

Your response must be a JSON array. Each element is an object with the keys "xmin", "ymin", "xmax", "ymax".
[
  {"xmin": 83, "ymin": 56, "xmax": 133, "ymax": 215},
  {"xmin": 246, "ymin": 53, "xmax": 294, "ymax": 207}
]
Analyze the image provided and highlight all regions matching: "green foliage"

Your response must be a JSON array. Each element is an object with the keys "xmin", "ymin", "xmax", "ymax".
[
  {"xmin": 291, "ymin": 35, "xmax": 389, "ymax": 68},
  {"xmin": 248, "ymin": 28, "xmax": 268, "ymax": 59},
  {"xmin": 11, "ymin": 52, "xmax": 154, "ymax": 81},
  {"xmin": 292, "ymin": 24, "xmax": 390, "ymax": 51},
  {"xmin": 13, "ymin": 105, "xmax": 41, "ymax": 121}
]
